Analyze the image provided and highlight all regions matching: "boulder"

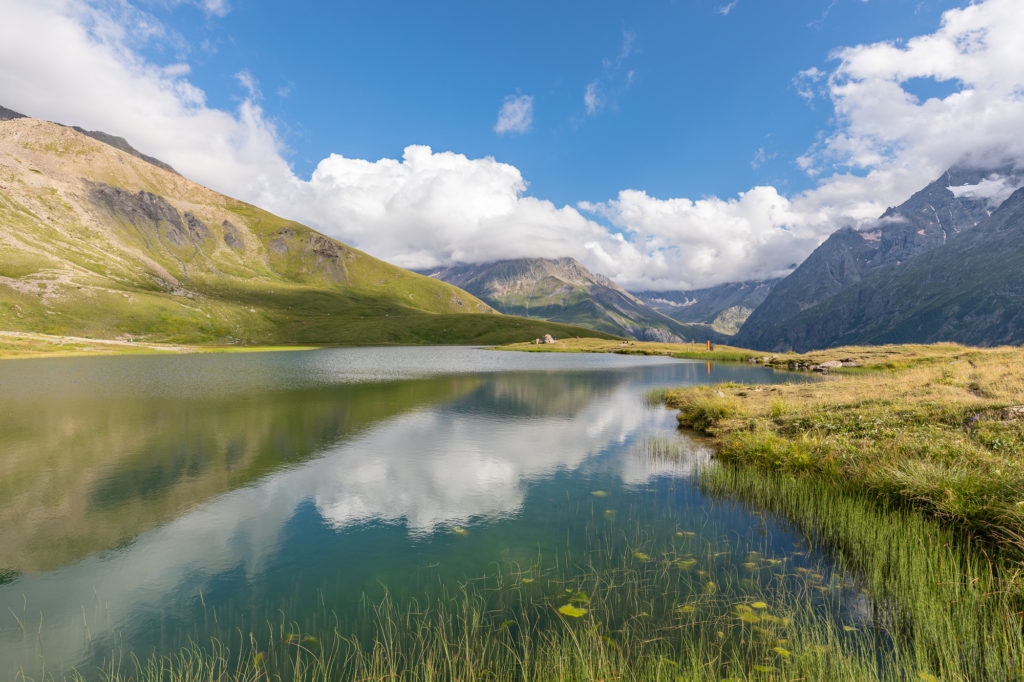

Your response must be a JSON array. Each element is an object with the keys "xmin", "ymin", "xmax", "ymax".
[{"xmin": 542, "ymin": 334, "xmax": 556, "ymax": 344}]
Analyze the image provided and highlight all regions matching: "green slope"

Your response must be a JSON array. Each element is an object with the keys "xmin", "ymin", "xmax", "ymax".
[{"xmin": 0, "ymin": 115, "xmax": 616, "ymax": 345}]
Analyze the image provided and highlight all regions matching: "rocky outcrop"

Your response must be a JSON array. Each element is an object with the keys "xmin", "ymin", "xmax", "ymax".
[
  {"xmin": 0, "ymin": 105, "xmax": 26, "ymax": 121},
  {"xmin": 221, "ymin": 220, "xmax": 244, "ymax": 251}
]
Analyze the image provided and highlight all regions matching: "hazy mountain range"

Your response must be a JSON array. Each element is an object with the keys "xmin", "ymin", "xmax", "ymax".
[
  {"xmin": 423, "ymin": 258, "xmax": 729, "ymax": 343},
  {"xmin": 632, "ymin": 280, "xmax": 778, "ymax": 335}
]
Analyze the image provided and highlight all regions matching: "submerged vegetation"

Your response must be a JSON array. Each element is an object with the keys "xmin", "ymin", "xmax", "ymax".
[{"xmin": 31, "ymin": 435, "xmax": 1018, "ymax": 681}]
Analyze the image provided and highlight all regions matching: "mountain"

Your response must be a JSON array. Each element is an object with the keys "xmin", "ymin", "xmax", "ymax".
[
  {"xmin": 745, "ymin": 187, "xmax": 1024, "ymax": 350},
  {"xmin": 0, "ymin": 113, "xmax": 614, "ymax": 345},
  {"xmin": 737, "ymin": 163, "xmax": 1024, "ymax": 350},
  {"xmin": 423, "ymin": 257, "xmax": 728, "ymax": 343},
  {"xmin": 632, "ymin": 279, "xmax": 778, "ymax": 335}
]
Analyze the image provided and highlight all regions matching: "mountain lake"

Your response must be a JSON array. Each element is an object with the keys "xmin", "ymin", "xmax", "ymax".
[{"xmin": 0, "ymin": 347, "xmax": 909, "ymax": 679}]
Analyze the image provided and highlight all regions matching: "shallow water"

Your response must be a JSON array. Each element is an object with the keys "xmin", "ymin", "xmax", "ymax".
[{"xmin": 0, "ymin": 347, "xmax": 848, "ymax": 678}]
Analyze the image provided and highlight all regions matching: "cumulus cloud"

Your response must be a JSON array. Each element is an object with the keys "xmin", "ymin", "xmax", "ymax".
[
  {"xmin": 0, "ymin": 0, "xmax": 300, "ymax": 214},
  {"xmin": 494, "ymin": 93, "xmax": 533, "ymax": 134},
  {"xmin": 802, "ymin": 0, "xmax": 1024, "ymax": 176},
  {"xmin": 2, "ymin": 0, "xmax": 1024, "ymax": 292}
]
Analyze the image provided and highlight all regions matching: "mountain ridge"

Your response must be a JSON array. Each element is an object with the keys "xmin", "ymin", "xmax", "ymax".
[
  {"xmin": 738, "ymin": 186, "xmax": 1024, "ymax": 350},
  {"xmin": 424, "ymin": 257, "xmax": 728, "ymax": 343},
  {"xmin": 736, "ymin": 162, "xmax": 1024, "ymax": 350}
]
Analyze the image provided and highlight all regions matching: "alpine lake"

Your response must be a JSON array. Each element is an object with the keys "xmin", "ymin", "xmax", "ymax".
[{"xmin": 0, "ymin": 347, "xmax": 946, "ymax": 680}]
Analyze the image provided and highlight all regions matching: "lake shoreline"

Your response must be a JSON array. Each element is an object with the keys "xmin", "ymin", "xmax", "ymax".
[
  {"xmin": 0, "ymin": 330, "xmax": 324, "ymax": 360},
  {"xmin": 659, "ymin": 342, "xmax": 1024, "ymax": 564}
]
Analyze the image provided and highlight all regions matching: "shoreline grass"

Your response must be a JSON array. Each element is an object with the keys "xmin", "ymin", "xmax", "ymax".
[
  {"xmin": 491, "ymin": 336, "xmax": 763, "ymax": 363},
  {"xmin": 0, "ymin": 331, "xmax": 322, "ymax": 360},
  {"xmin": 660, "ymin": 343, "xmax": 1024, "ymax": 559}
]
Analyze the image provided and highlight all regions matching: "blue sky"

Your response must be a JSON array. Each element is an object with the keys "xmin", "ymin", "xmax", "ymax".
[
  {"xmin": 2, "ymin": 0, "xmax": 1023, "ymax": 289},
  {"xmin": 144, "ymin": 0, "xmax": 961, "ymax": 205}
]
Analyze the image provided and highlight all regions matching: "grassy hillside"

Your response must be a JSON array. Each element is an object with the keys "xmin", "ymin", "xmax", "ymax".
[{"xmin": 0, "ymin": 116, "xmax": 614, "ymax": 345}]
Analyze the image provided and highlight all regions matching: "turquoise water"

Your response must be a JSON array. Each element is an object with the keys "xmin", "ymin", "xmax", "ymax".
[{"xmin": 0, "ymin": 347, "xmax": 850, "ymax": 678}]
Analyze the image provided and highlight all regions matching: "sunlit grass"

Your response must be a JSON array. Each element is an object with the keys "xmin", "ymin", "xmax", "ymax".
[{"xmin": 663, "ymin": 344, "xmax": 1024, "ymax": 558}]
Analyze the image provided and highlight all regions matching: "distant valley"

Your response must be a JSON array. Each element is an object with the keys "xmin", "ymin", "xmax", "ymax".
[{"xmin": 632, "ymin": 279, "xmax": 777, "ymax": 335}]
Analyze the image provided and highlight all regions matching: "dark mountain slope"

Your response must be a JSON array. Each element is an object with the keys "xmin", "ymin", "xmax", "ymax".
[
  {"xmin": 737, "ymin": 163, "xmax": 1024, "ymax": 349},
  {"xmin": 753, "ymin": 187, "xmax": 1024, "ymax": 350}
]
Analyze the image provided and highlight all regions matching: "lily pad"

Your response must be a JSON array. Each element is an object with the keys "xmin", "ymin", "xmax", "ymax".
[{"xmin": 558, "ymin": 604, "xmax": 588, "ymax": 617}]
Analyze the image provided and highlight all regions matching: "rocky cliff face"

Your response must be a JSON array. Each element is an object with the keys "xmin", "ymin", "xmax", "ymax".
[
  {"xmin": 737, "ymin": 163, "xmax": 1024, "ymax": 350},
  {"xmin": 424, "ymin": 257, "xmax": 729, "ymax": 342}
]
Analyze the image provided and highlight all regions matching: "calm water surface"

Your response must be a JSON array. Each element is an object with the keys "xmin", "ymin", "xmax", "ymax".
[{"xmin": 0, "ymin": 347, "xmax": 845, "ymax": 677}]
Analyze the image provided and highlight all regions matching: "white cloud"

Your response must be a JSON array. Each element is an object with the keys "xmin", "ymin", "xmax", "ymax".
[
  {"xmin": 200, "ymin": 0, "xmax": 229, "ymax": 17},
  {"xmin": 2, "ymin": 0, "xmax": 1024, "ymax": 293},
  {"xmin": 494, "ymin": 93, "xmax": 533, "ymax": 135},
  {"xmin": 717, "ymin": 1, "xmax": 738, "ymax": 16},
  {"xmin": 948, "ymin": 175, "xmax": 1019, "ymax": 207},
  {"xmin": 794, "ymin": 66, "xmax": 826, "ymax": 102},
  {"xmin": 750, "ymin": 146, "xmax": 777, "ymax": 169},
  {"xmin": 583, "ymin": 81, "xmax": 602, "ymax": 115},
  {"xmin": 234, "ymin": 68, "xmax": 260, "ymax": 100},
  {"xmin": 803, "ymin": 0, "xmax": 1024, "ymax": 176},
  {"xmin": 583, "ymin": 30, "xmax": 635, "ymax": 117}
]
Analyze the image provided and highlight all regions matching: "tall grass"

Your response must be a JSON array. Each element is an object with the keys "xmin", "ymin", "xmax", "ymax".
[
  {"xmin": 701, "ymin": 464, "xmax": 1024, "ymax": 682},
  {"xmin": 34, "ymin": 448, "xmax": 1009, "ymax": 680}
]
